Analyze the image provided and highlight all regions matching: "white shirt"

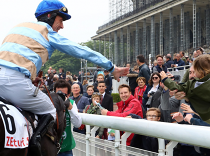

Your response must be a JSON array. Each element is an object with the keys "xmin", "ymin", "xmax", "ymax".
[{"xmin": 68, "ymin": 101, "xmax": 82, "ymax": 128}]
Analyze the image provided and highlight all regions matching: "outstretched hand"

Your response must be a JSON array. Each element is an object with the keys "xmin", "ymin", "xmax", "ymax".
[
  {"xmin": 32, "ymin": 77, "xmax": 43, "ymax": 87},
  {"xmin": 172, "ymin": 112, "xmax": 184, "ymax": 122},
  {"xmin": 112, "ymin": 66, "xmax": 129, "ymax": 82},
  {"xmin": 180, "ymin": 103, "xmax": 194, "ymax": 114}
]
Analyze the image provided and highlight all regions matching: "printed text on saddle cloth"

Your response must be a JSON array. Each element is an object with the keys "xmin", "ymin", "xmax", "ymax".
[{"xmin": 0, "ymin": 102, "xmax": 29, "ymax": 149}]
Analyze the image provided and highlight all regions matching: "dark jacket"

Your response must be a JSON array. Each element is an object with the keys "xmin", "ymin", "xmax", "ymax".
[
  {"xmin": 138, "ymin": 64, "xmax": 150, "ymax": 84},
  {"xmin": 104, "ymin": 74, "xmax": 112, "ymax": 94},
  {"xmin": 69, "ymin": 95, "xmax": 90, "ymax": 113},
  {"xmin": 173, "ymin": 59, "xmax": 185, "ymax": 70},
  {"xmin": 129, "ymin": 114, "xmax": 158, "ymax": 153},
  {"xmin": 101, "ymin": 93, "xmax": 113, "ymax": 111},
  {"xmin": 164, "ymin": 59, "xmax": 174, "ymax": 70},
  {"xmin": 93, "ymin": 81, "xmax": 99, "ymax": 92},
  {"xmin": 127, "ymin": 71, "xmax": 138, "ymax": 95},
  {"xmin": 59, "ymin": 72, "xmax": 66, "ymax": 79},
  {"xmin": 154, "ymin": 64, "xmax": 167, "ymax": 73}
]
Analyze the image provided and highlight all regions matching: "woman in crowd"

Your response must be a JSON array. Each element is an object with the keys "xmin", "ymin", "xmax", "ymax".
[
  {"xmin": 134, "ymin": 77, "xmax": 147, "ymax": 105},
  {"xmin": 86, "ymin": 85, "xmax": 94, "ymax": 104},
  {"xmin": 143, "ymin": 72, "xmax": 162, "ymax": 110},
  {"xmin": 82, "ymin": 79, "xmax": 88, "ymax": 96}
]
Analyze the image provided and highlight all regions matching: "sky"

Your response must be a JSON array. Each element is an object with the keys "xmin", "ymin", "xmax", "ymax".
[{"xmin": 0, "ymin": 0, "xmax": 109, "ymax": 44}]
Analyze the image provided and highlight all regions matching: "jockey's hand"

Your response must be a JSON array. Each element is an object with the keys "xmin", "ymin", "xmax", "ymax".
[
  {"xmin": 68, "ymin": 103, "xmax": 73, "ymax": 110},
  {"xmin": 112, "ymin": 66, "xmax": 129, "ymax": 82},
  {"xmin": 32, "ymin": 77, "xmax": 43, "ymax": 87}
]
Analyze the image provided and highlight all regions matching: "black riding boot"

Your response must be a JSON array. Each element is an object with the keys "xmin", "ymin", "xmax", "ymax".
[{"xmin": 28, "ymin": 113, "xmax": 54, "ymax": 156}]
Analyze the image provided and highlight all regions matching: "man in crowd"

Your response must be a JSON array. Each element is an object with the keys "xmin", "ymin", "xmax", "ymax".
[
  {"xmin": 173, "ymin": 53, "xmax": 185, "ymax": 70},
  {"xmin": 164, "ymin": 54, "xmax": 174, "ymax": 69},
  {"xmin": 72, "ymin": 77, "xmax": 83, "ymax": 94},
  {"xmin": 126, "ymin": 66, "xmax": 139, "ymax": 95},
  {"xmin": 101, "ymin": 84, "xmax": 143, "ymax": 146},
  {"xmin": 153, "ymin": 55, "xmax": 167, "ymax": 73},
  {"xmin": 196, "ymin": 47, "xmax": 204, "ymax": 56},
  {"xmin": 179, "ymin": 51, "xmax": 187, "ymax": 64},
  {"xmin": 97, "ymin": 81, "xmax": 113, "ymax": 111},
  {"xmin": 193, "ymin": 51, "xmax": 198, "ymax": 60},
  {"xmin": 104, "ymin": 70, "xmax": 112, "ymax": 94},
  {"xmin": 54, "ymin": 79, "xmax": 82, "ymax": 156},
  {"xmin": 59, "ymin": 68, "xmax": 66, "ymax": 79},
  {"xmin": 69, "ymin": 83, "xmax": 89, "ymax": 134},
  {"xmin": 136, "ymin": 55, "xmax": 150, "ymax": 84}
]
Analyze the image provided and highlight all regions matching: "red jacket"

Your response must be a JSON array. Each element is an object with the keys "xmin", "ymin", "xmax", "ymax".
[
  {"xmin": 134, "ymin": 85, "xmax": 147, "ymax": 105},
  {"xmin": 107, "ymin": 95, "xmax": 143, "ymax": 146},
  {"xmin": 107, "ymin": 95, "xmax": 143, "ymax": 118}
]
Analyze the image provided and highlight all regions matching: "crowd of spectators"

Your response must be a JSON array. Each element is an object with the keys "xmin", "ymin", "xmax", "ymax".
[{"xmin": 40, "ymin": 46, "xmax": 210, "ymax": 156}]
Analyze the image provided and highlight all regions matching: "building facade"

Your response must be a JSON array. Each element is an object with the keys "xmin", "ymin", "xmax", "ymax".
[{"xmin": 91, "ymin": 0, "xmax": 210, "ymax": 66}]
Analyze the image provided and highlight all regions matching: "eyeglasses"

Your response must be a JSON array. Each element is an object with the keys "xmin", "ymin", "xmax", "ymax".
[
  {"xmin": 146, "ymin": 115, "xmax": 158, "ymax": 118},
  {"xmin": 152, "ymin": 77, "xmax": 159, "ymax": 80}
]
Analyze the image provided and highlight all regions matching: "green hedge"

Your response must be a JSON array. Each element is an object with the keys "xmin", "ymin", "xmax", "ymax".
[{"xmin": 111, "ymin": 93, "xmax": 121, "ymax": 103}]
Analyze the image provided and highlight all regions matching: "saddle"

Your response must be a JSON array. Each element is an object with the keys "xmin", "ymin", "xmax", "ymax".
[{"xmin": 0, "ymin": 96, "xmax": 36, "ymax": 131}]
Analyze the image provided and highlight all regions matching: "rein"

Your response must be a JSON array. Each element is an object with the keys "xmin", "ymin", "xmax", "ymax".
[{"xmin": 43, "ymin": 84, "xmax": 59, "ymax": 130}]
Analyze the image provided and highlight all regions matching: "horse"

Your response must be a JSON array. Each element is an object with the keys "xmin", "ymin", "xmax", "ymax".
[{"xmin": 0, "ymin": 93, "xmax": 67, "ymax": 156}]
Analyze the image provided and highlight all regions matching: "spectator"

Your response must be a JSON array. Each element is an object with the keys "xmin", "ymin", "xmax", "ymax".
[
  {"xmin": 69, "ymin": 83, "xmax": 90, "ymax": 134},
  {"xmin": 66, "ymin": 71, "xmax": 71, "ymax": 76},
  {"xmin": 173, "ymin": 53, "xmax": 177, "ymax": 62},
  {"xmin": 164, "ymin": 54, "xmax": 174, "ymax": 71},
  {"xmin": 193, "ymin": 51, "xmax": 198, "ymax": 60},
  {"xmin": 47, "ymin": 69, "xmax": 54, "ymax": 87},
  {"xmin": 179, "ymin": 51, "xmax": 187, "ymax": 64},
  {"xmin": 78, "ymin": 71, "xmax": 84, "ymax": 83},
  {"xmin": 66, "ymin": 75, "xmax": 73, "ymax": 85},
  {"xmin": 196, "ymin": 47, "xmax": 204, "ymax": 56},
  {"xmin": 72, "ymin": 76, "xmax": 83, "ymax": 94},
  {"xmin": 181, "ymin": 66, "xmax": 195, "ymax": 83},
  {"xmin": 126, "ymin": 65, "xmax": 139, "ymax": 95},
  {"xmin": 93, "ymin": 66, "xmax": 104, "ymax": 83},
  {"xmin": 49, "ymin": 77, "xmax": 58, "ymax": 91},
  {"xmin": 134, "ymin": 77, "xmax": 147, "ymax": 105},
  {"xmin": 153, "ymin": 55, "xmax": 168, "ymax": 73},
  {"xmin": 97, "ymin": 81, "xmax": 113, "ymax": 111},
  {"xmin": 172, "ymin": 53, "xmax": 185, "ymax": 70},
  {"xmin": 101, "ymin": 84, "xmax": 143, "ymax": 146},
  {"xmin": 136, "ymin": 54, "xmax": 150, "ymax": 84},
  {"xmin": 104, "ymin": 70, "xmax": 112, "ymax": 94},
  {"xmin": 54, "ymin": 79, "xmax": 82, "ymax": 156},
  {"xmin": 151, "ymin": 60, "xmax": 158, "ymax": 73},
  {"xmin": 143, "ymin": 72, "xmax": 162, "ymax": 110},
  {"xmin": 54, "ymin": 74, "xmax": 59, "ymax": 79},
  {"xmin": 160, "ymin": 54, "xmax": 210, "ymax": 124},
  {"xmin": 185, "ymin": 56, "xmax": 190, "ymax": 66},
  {"xmin": 58, "ymin": 68, "xmax": 66, "ymax": 79},
  {"xmin": 82, "ymin": 79, "xmax": 88, "ymax": 96},
  {"xmin": 86, "ymin": 85, "xmax": 94, "ymax": 104},
  {"xmin": 93, "ymin": 74, "xmax": 104, "ymax": 92},
  {"xmin": 126, "ymin": 63, "xmax": 131, "ymax": 72},
  {"xmin": 85, "ymin": 93, "xmax": 104, "ymax": 139},
  {"xmin": 129, "ymin": 108, "xmax": 161, "ymax": 153}
]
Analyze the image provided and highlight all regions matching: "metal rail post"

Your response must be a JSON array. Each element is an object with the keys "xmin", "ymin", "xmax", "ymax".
[
  {"xmin": 90, "ymin": 126, "xmax": 99, "ymax": 156},
  {"xmin": 121, "ymin": 132, "xmax": 132, "ymax": 156},
  {"xmin": 86, "ymin": 125, "xmax": 91, "ymax": 156},
  {"xmin": 166, "ymin": 141, "xmax": 179, "ymax": 156},
  {"xmin": 115, "ymin": 130, "xmax": 120, "ymax": 156},
  {"xmin": 158, "ymin": 138, "xmax": 165, "ymax": 156}
]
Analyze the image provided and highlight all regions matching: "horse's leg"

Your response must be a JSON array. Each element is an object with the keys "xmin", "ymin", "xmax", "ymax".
[{"xmin": 0, "ymin": 117, "xmax": 28, "ymax": 156}]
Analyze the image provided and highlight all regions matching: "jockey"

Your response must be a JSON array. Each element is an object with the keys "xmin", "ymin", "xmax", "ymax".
[{"xmin": 0, "ymin": 0, "xmax": 128, "ymax": 155}]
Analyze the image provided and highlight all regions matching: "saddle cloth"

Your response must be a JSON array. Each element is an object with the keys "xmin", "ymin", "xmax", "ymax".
[{"xmin": 0, "ymin": 101, "xmax": 32, "ymax": 149}]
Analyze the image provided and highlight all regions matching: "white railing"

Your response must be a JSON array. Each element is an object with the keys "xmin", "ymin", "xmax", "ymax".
[{"xmin": 73, "ymin": 113, "xmax": 210, "ymax": 156}]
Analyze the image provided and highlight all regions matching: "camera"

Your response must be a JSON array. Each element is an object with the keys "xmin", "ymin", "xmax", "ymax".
[
  {"xmin": 56, "ymin": 90, "xmax": 66, "ymax": 101},
  {"xmin": 149, "ymin": 91, "xmax": 155, "ymax": 96},
  {"xmin": 170, "ymin": 75, "xmax": 180, "ymax": 82}
]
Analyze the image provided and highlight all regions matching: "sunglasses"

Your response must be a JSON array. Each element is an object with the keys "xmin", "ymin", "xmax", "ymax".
[{"xmin": 152, "ymin": 77, "xmax": 159, "ymax": 80}]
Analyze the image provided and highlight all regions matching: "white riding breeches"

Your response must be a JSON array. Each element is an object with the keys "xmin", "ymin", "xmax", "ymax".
[{"xmin": 0, "ymin": 66, "xmax": 56, "ymax": 120}]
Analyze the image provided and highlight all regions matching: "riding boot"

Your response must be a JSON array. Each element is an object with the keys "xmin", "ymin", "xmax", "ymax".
[{"xmin": 28, "ymin": 113, "xmax": 54, "ymax": 156}]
